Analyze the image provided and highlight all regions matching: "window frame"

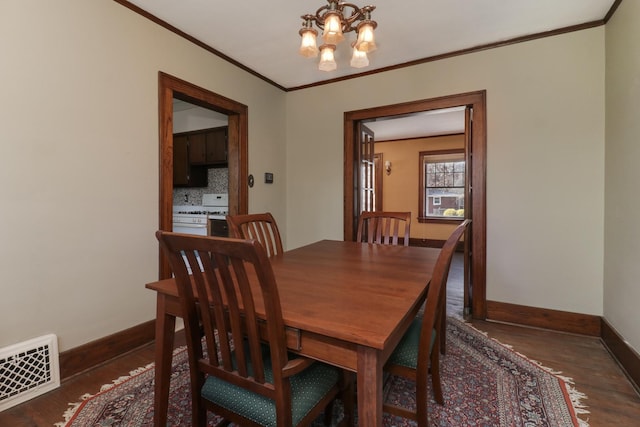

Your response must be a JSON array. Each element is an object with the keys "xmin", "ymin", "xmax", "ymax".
[{"xmin": 418, "ymin": 148, "xmax": 466, "ymax": 223}]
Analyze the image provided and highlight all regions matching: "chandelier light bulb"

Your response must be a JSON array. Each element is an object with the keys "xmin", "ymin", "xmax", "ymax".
[
  {"xmin": 322, "ymin": 12, "xmax": 344, "ymax": 44},
  {"xmin": 299, "ymin": 28, "xmax": 319, "ymax": 58},
  {"xmin": 318, "ymin": 44, "xmax": 337, "ymax": 71},
  {"xmin": 350, "ymin": 44, "xmax": 369, "ymax": 68},
  {"xmin": 355, "ymin": 21, "xmax": 377, "ymax": 52}
]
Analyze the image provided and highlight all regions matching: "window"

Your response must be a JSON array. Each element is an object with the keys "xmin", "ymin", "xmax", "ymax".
[{"xmin": 419, "ymin": 150, "xmax": 465, "ymax": 221}]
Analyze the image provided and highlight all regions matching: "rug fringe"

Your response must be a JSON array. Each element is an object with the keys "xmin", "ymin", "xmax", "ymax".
[
  {"xmin": 54, "ymin": 347, "xmax": 186, "ymax": 427},
  {"xmin": 452, "ymin": 317, "xmax": 591, "ymax": 427}
]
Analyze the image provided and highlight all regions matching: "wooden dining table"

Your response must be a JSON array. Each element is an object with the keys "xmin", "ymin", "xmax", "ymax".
[{"xmin": 146, "ymin": 239, "xmax": 440, "ymax": 427}]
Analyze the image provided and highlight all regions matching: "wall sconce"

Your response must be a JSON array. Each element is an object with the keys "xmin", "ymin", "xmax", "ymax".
[{"xmin": 384, "ymin": 160, "xmax": 392, "ymax": 175}]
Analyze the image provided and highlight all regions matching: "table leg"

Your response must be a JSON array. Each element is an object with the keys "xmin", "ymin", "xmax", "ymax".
[
  {"xmin": 356, "ymin": 346, "xmax": 383, "ymax": 427},
  {"xmin": 154, "ymin": 295, "xmax": 176, "ymax": 427}
]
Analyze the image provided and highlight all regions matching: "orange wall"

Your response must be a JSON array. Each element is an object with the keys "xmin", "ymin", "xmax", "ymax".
[{"xmin": 376, "ymin": 134, "xmax": 464, "ymax": 241}]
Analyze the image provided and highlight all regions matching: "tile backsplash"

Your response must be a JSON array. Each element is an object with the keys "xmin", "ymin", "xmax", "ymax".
[{"xmin": 172, "ymin": 168, "xmax": 228, "ymax": 206}]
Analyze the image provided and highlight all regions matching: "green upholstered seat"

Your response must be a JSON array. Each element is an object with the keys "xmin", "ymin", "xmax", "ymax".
[
  {"xmin": 387, "ymin": 316, "xmax": 436, "ymax": 370},
  {"xmin": 201, "ymin": 352, "xmax": 339, "ymax": 427}
]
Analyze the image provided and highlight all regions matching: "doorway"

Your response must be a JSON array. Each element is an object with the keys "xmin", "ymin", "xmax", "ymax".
[
  {"xmin": 158, "ymin": 72, "xmax": 249, "ymax": 279},
  {"xmin": 343, "ymin": 91, "xmax": 487, "ymax": 319}
]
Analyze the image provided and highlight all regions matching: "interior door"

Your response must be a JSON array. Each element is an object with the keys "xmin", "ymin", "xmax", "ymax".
[
  {"xmin": 354, "ymin": 123, "xmax": 376, "ymax": 237},
  {"xmin": 373, "ymin": 153, "xmax": 383, "ymax": 211},
  {"xmin": 463, "ymin": 106, "xmax": 473, "ymax": 316}
]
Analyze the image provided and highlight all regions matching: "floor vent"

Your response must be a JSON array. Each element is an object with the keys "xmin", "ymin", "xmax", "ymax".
[{"xmin": 0, "ymin": 334, "xmax": 60, "ymax": 411}]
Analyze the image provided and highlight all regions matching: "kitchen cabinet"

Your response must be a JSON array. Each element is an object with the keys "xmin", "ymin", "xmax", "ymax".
[
  {"xmin": 173, "ymin": 126, "xmax": 227, "ymax": 187},
  {"xmin": 188, "ymin": 126, "xmax": 228, "ymax": 166},
  {"xmin": 173, "ymin": 134, "xmax": 207, "ymax": 188}
]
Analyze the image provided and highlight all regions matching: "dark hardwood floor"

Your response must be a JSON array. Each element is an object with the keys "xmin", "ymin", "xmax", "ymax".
[
  {"xmin": 445, "ymin": 253, "xmax": 640, "ymax": 426},
  {"xmin": 1, "ymin": 254, "xmax": 639, "ymax": 426}
]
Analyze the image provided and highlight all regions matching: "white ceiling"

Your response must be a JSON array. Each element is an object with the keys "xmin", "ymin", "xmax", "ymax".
[
  {"xmin": 138, "ymin": 0, "xmax": 615, "ymax": 139},
  {"xmin": 124, "ymin": 0, "xmax": 614, "ymax": 89},
  {"xmin": 365, "ymin": 107, "xmax": 466, "ymax": 141}
]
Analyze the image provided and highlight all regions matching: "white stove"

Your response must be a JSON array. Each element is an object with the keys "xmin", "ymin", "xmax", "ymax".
[{"xmin": 173, "ymin": 193, "xmax": 228, "ymax": 236}]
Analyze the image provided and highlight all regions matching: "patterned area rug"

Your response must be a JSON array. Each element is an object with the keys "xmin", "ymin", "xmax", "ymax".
[{"xmin": 56, "ymin": 317, "xmax": 589, "ymax": 426}]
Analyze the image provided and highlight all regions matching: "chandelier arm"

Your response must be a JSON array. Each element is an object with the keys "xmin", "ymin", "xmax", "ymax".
[
  {"xmin": 338, "ymin": 3, "xmax": 365, "ymax": 31},
  {"xmin": 312, "ymin": 4, "xmax": 331, "ymax": 30},
  {"xmin": 341, "ymin": 3, "xmax": 376, "ymax": 32},
  {"xmin": 308, "ymin": 2, "xmax": 376, "ymax": 33}
]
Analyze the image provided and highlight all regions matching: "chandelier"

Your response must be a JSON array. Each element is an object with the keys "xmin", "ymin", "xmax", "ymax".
[{"xmin": 299, "ymin": 0, "xmax": 377, "ymax": 71}]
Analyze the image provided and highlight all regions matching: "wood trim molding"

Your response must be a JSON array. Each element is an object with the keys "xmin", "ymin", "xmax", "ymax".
[
  {"xmin": 158, "ymin": 72, "xmax": 249, "ymax": 280},
  {"xmin": 486, "ymin": 301, "xmax": 639, "ymax": 392},
  {"xmin": 344, "ymin": 90, "xmax": 487, "ymax": 319},
  {"xmin": 604, "ymin": 0, "xmax": 623, "ymax": 23},
  {"xmin": 112, "ymin": 0, "xmax": 285, "ymax": 91},
  {"xmin": 409, "ymin": 238, "xmax": 465, "ymax": 252},
  {"xmin": 409, "ymin": 238, "xmax": 444, "ymax": 248},
  {"xmin": 601, "ymin": 318, "xmax": 640, "ymax": 393},
  {"xmin": 59, "ymin": 320, "xmax": 155, "ymax": 380},
  {"xmin": 486, "ymin": 300, "xmax": 601, "ymax": 337}
]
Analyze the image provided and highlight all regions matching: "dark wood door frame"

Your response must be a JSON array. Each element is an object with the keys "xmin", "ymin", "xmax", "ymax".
[
  {"xmin": 158, "ymin": 72, "xmax": 248, "ymax": 279},
  {"xmin": 344, "ymin": 90, "xmax": 487, "ymax": 318}
]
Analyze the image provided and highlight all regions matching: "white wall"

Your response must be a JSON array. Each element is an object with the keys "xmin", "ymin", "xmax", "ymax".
[
  {"xmin": 286, "ymin": 28, "xmax": 605, "ymax": 316},
  {"xmin": 604, "ymin": 0, "xmax": 640, "ymax": 353},
  {"xmin": 0, "ymin": 0, "xmax": 287, "ymax": 351}
]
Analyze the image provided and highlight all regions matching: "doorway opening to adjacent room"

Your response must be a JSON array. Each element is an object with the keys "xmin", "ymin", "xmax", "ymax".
[
  {"xmin": 343, "ymin": 91, "xmax": 487, "ymax": 319},
  {"xmin": 157, "ymin": 72, "xmax": 249, "ymax": 279}
]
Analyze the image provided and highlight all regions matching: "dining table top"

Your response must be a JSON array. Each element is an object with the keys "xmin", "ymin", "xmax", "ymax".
[{"xmin": 147, "ymin": 239, "xmax": 439, "ymax": 351}]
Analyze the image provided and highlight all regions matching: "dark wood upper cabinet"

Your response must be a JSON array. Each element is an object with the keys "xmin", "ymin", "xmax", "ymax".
[
  {"xmin": 173, "ymin": 126, "xmax": 228, "ymax": 188},
  {"xmin": 173, "ymin": 134, "xmax": 190, "ymax": 186},
  {"xmin": 188, "ymin": 126, "xmax": 227, "ymax": 165},
  {"xmin": 188, "ymin": 132, "xmax": 207, "ymax": 164},
  {"xmin": 205, "ymin": 127, "xmax": 227, "ymax": 164}
]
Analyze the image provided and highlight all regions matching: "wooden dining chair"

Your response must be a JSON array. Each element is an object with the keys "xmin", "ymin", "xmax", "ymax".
[
  {"xmin": 356, "ymin": 211, "xmax": 411, "ymax": 246},
  {"xmin": 156, "ymin": 231, "xmax": 352, "ymax": 427},
  {"xmin": 226, "ymin": 212, "xmax": 284, "ymax": 257},
  {"xmin": 383, "ymin": 219, "xmax": 471, "ymax": 427}
]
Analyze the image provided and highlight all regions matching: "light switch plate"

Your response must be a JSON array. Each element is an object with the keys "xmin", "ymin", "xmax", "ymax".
[{"xmin": 265, "ymin": 172, "xmax": 274, "ymax": 184}]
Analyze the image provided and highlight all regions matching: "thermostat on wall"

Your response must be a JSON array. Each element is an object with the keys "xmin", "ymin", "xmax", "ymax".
[{"xmin": 265, "ymin": 172, "xmax": 274, "ymax": 184}]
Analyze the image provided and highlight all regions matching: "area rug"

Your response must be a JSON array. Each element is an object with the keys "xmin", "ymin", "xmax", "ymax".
[{"xmin": 56, "ymin": 317, "xmax": 589, "ymax": 426}]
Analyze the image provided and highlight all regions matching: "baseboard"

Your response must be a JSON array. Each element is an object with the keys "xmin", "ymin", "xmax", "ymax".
[
  {"xmin": 486, "ymin": 300, "xmax": 601, "ymax": 336},
  {"xmin": 409, "ymin": 238, "xmax": 464, "ymax": 251},
  {"xmin": 486, "ymin": 300, "xmax": 639, "ymax": 393},
  {"xmin": 59, "ymin": 320, "xmax": 155, "ymax": 379},
  {"xmin": 409, "ymin": 238, "xmax": 443, "ymax": 248},
  {"xmin": 601, "ymin": 319, "xmax": 640, "ymax": 393}
]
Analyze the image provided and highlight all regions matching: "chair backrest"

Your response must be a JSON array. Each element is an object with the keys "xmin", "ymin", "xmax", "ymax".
[
  {"xmin": 356, "ymin": 211, "xmax": 412, "ymax": 246},
  {"xmin": 416, "ymin": 219, "xmax": 470, "ymax": 376},
  {"xmin": 226, "ymin": 212, "xmax": 284, "ymax": 257},
  {"xmin": 156, "ymin": 231, "xmax": 291, "ymax": 411}
]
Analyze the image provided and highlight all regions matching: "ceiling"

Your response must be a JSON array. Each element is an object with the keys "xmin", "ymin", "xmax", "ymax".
[
  {"xmin": 134, "ymin": 0, "xmax": 615, "ymax": 140},
  {"xmin": 123, "ymin": 0, "xmax": 615, "ymax": 90},
  {"xmin": 364, "ymin": 107, "xmax": 466, "ymax": 141}
]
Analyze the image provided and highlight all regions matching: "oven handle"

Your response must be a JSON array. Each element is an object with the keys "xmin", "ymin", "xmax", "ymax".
[{"xmin": 172, "ymin": 223, "xmax": 207, "ymax": 228}]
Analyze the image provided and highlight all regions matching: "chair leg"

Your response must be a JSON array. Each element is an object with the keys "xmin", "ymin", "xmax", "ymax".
[
  {"xmin": 416, "ymin": 375, "xmax": 430, "ymax": 427},
  {"xmin": 194, "ymin": 397, "xmax": 208, "ymax": 427},
  {"xmin": 323, "ymin": 400, "xmax": 335, "ymax": 426},
  {"xmin": 439, "ymin": 308, "xmax": 447, "ymax": 355},
  {"xmin": 338, "ymin": 371, "xmax": 355, "ymax": 427},
  {"xmin": 430, "ymin": 351, "xmax": 444, "ymax": 405}
]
